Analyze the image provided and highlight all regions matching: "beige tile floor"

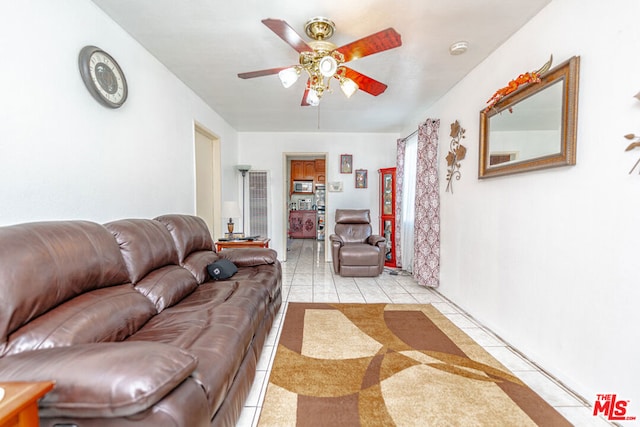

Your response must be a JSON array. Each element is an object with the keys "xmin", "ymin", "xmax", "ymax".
[{"xmin": 237, "ymin": 239, "xmax": 614, "ymax": 427}]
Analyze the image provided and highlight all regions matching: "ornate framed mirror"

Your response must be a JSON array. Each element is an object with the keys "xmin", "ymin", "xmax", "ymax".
[{"xmin": 479, "ymin": 56, "xmax": 580, "ymax": 178}]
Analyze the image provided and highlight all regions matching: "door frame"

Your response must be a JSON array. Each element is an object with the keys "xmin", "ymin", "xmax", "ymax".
[
  {"xmin": 194, "ymin": 122, "xmax": 221, "ymax": 239},
  {"xmin": 282, "ymin": 151, "xmax": 328, "ymax": 262}
]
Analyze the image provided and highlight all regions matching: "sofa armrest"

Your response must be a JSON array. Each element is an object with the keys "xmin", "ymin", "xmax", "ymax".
[
  {"xmin": 219, "ymin": 248, "xmax": 278, "ymax": 266},
  {"xmin": 367, "ymin": 234, "xmax": 386, "ymax": 246},
  {"xmin": 329, "ymin": 234, "xmax": 343, "ymax": 274},
  {"xmin": 0, "ymin": 342, "xmax": 198, "ymax": 418},
  {"xmin": 329, "ymin": 234, "xmax": 343, "ymax": 245}
]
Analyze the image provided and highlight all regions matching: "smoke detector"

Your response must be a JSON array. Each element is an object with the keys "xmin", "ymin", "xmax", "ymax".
[{"xmin": 449, "ymin": 41, "xmax": 469, "ymax": 55}]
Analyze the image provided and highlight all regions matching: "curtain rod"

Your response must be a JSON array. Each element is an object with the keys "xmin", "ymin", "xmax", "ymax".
[
  {"xmin": 400, "ymin": 128, "xmax": 418, "ymax": 142},
  {"xmin": 400, "ymin": 118, "xmax": 438, "ymax": 142}
]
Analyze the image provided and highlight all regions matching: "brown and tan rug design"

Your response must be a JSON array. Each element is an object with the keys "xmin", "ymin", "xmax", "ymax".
[{"xmin": 258, "ymin": 303, "xmax": 570, "ymax": 426}]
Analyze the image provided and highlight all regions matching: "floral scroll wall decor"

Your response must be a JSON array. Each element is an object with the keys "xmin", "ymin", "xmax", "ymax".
[{"xmin": 445, "ymin": 120, "xmax": 466, "ymax": 193}]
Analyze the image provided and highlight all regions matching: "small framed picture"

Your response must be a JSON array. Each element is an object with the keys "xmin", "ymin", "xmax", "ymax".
[
  {"xmin": 340, "ymin": 154, "xmax": 353, "ymax": 174},
  {"xmin": 355, "ymin": 169, "xmax": 368, "ymax": 188},
  {"xmin": 328, "ymin": 181, "xmax": 343, "ymax": 192}
]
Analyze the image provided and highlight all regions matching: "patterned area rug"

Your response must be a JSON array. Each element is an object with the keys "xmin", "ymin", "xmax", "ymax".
[{"xmin": 258, "ymin": 303, "xmax": 571, "ymax": 426}]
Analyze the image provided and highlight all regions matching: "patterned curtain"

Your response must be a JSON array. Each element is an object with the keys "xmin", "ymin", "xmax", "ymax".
[
  {"xmin": 414, "ymin": 119, "xmax": 440, "ymax": 287},
  {"xmin": 395, "ymin": 138, "xmax": 406, "ymax": 269}
]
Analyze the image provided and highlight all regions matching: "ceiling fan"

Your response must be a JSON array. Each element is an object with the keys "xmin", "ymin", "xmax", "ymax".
[{"xmin": 238, "ymin": 17, "xmax": 402, "ymax": 106}]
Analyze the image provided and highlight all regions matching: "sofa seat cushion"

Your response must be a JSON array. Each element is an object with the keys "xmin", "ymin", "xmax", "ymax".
[
  {"xmin": 134, "ymin": 264, "xmax": 198, "ymax": 312},
  {"xmin": 0, "ymin": 341, "xmax": 198, "ymax": 418},
  {"xmin": 232, "ymin": 264, "xmax": 282, "ymax": 302},
  {"xmin": 128, "ymin": 303, "xmax": 259, "ymax": 416},
  {"xmin": 183, "ymin": 250, "xmax": 219, "ymax": 284},
  {"xmin": 339, "ymin": 243, "xmax": 381, "ymax": 266},
  {"xmin": 4, "ymin": 285, "xmax": 156, "ymax": 356}
]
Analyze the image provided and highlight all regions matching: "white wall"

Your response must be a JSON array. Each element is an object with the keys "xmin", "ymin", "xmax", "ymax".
[
  {"xmin": 238, "ymin": 132, "xmax": 398, "ymax": 259},
  {"xmin": 0, "ymin": 0, "xmax": 238, "ymax": 226},
  {"xmin": 411, "ymin": 0, "xmax": 639, "ymax": 403}
]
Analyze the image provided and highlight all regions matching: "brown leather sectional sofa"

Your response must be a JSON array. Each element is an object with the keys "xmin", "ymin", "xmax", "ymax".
[{"xmin": 0, "ymin": 214, "xmax": 282, "ymax": 426}]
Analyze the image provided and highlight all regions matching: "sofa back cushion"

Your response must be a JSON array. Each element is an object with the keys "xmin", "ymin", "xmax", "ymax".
[
  {"xmin": 105, "ymin": 218, "xmax": 198, "ymax": 310},
  {"xmin": 4, "ymin": 285, "xmax": 156, "ymax": 356},
  {"xmin": 154, "ymin": 214, "xmax": 214, "ymax": 262},
  {"xmin": 105, "ymin": 219, "xmax": 179, "ymax": 284},
  {"xmin": 0, "ymin": 221, "xmax": 129, "ymax": 355},
  {"xmin": 334, "ymin": 209, "xmax": 373, "ymax": 244},
  {"xmin": 155, "ymin": 214, "xmax": 219, "ymax": 284}
]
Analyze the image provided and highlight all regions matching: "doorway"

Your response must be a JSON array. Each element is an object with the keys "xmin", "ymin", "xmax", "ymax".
[
  {"xmin": 194, "ymin": 123, "xmax": 221, "ymax": 238},
  {"xmin": 283, "ymin": 152, "xmax": 328, "ymax": 263}
]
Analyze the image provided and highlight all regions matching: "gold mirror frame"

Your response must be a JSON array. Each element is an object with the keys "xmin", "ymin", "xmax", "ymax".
[{"xmin": 479, "ymin": 56, "xmax": 580, "ymax": 178}]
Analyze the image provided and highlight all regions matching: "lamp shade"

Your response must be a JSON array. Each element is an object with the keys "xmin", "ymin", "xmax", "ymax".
[{"xmin": 222, "ymin": 201, "xmax": 242, "ymax": 219}]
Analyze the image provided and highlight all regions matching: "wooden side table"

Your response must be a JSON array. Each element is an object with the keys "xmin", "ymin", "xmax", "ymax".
[
  {"xmin": 215, "ymin": 238, "xmax": 270, "ymax": 252},
  {"xmin": 0, "ymin": 381, "xmax": 54, "ymax": 427}
]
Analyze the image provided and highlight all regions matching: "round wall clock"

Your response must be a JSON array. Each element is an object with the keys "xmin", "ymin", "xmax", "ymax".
[{"xmin": 78, "ymin": 45, "xmax": 128, "ymax": 108}]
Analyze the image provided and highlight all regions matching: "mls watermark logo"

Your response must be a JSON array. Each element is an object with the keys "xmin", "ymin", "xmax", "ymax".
[{"xmin": 593, "ymin": 394, "xmax": 636, "ymax": 421}]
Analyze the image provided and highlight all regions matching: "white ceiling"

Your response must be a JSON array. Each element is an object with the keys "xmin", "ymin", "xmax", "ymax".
[{"xmin": 91, "ymin": 0, "xmax": 551, "ymax": 133}]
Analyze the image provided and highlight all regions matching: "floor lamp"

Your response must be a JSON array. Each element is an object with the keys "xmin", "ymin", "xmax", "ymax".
[{"xmin": 236, "ymin": 164, "xmax": 251, "ymax": 235}]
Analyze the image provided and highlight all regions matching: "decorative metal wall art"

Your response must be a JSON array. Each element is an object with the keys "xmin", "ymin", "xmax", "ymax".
[
  {"xmin": 445, "ymin": 120, "xmax": 466, "ymax": 193},
  {"xmin": 624, "ymin": 92, "xmax": 640, "ymax": 174}
]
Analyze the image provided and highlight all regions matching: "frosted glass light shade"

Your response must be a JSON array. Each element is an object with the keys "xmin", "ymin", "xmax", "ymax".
[
  {"xmin": 340, "ymin": 77, "xmax": 359, "ymax": 98},
  {"xmin": 319, "ymin": 56, "xmax": 338, "ymax": 77},
  {"xmin": 278, "ymin": 67, "xmax": 300, "ymax": 88},
  {"xmin": 306, "ymin": 89, "xmax": 320, "ymax": 106}
]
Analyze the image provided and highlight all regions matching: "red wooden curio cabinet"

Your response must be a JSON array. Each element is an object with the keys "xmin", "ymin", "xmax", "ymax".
[{"xmin": 379, "ymin": 167, "xmax": 396, "ymax": 268}]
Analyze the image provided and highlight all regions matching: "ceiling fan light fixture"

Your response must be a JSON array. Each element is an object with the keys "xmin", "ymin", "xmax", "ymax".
[
  {"xmin": 319, "ymin": 56, "xmax": 338, "ymax": 77},
  {"xmin": 306, "ymin": 89, "xmax": 320, "ymax": 106},
  {"xmin": 339, "ymin": 77, "xmax": 358, "ymax": 98},
  {"xmin": 239, "ymin": 17, "xmax": 402, "ymax": 107},
  {"xmin": 278, "ymin": 67, "xmax": 300, "ymax": 88}
]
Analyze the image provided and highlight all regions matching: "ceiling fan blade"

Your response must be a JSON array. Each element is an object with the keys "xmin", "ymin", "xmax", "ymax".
[
  {"xmin": 237, "ymin": 67, "xmax": 289, "ymax": 79},
  {"xmin": 262, "ymin": 18, "xmax": 313, "ymax": 53},
  {"xmin": 341, "ymin": 67, "xmax": 388, "ymax": 96},
  {"xmin": 336, "ymin": 28, "xmax": 402, "ymax": 63}
]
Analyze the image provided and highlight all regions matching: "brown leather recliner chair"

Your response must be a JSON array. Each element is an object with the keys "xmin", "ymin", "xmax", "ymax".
[{"xmin": 330, "ymin": 209, "xmax": 386, "ymax": 277}]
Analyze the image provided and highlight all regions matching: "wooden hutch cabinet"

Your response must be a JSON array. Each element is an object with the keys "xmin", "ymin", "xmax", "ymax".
[{"xmin": 379, "ymin": 167, "xmax": 396, "ymax": 268}]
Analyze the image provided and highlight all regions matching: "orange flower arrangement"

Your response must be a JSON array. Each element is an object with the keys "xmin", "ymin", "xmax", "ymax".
[{"xmin": 485, "ymin": 55, "xmax": 553, "ymax": 110}]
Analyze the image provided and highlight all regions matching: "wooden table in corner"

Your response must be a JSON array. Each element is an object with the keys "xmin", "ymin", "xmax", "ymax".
[
  {"xmin": 215, "ymin": 238, "xmax": 270, "ymax": 252},
  {"xmin": 0, "ymin": 381, "xmax": 54, "ymax": 427}
]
